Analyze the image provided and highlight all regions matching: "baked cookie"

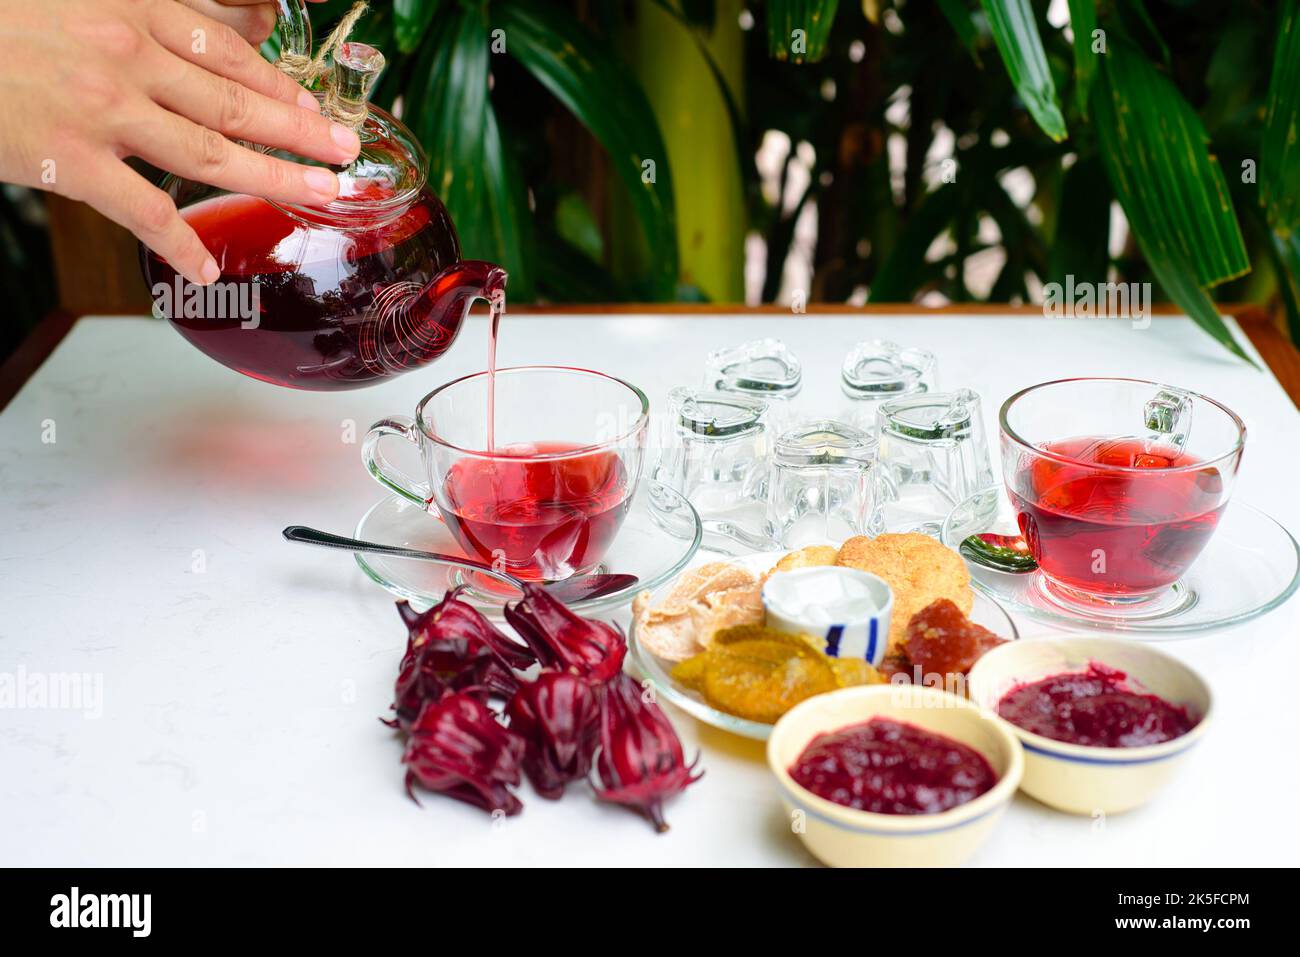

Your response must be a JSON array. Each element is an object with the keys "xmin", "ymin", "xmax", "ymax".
[{"xmin": 834, "ymin": 533, "xmax": 972, "ymax": 651}]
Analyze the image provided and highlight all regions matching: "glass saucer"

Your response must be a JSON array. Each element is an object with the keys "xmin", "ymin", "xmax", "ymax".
[
  {"xmin": 941, "ymin": 488, "xmax": 1300, "ymax": 637},
  {"xmin": 353, "ymin": 479, "xmax": 702, "ymax": 618},
  {"xmin": 628, "ymin": 549, "xmax": 1020, "ymax": 741}
]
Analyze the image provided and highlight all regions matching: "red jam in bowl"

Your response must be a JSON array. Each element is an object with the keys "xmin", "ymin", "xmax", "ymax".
[
  {"xmin": 788, "ymin": 717, "xmax": 997, "ymax": 815},
  {"xmin": 996, "ymin": 662, "xmax": 1198, "ymax": 748}
]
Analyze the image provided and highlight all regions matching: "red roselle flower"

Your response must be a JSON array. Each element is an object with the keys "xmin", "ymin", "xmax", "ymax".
[
  {"xmin": 593, "ymin": 673, "xmax": 701, "ymax": 833},
  {"xmin": 506, "ymin": 671, "xmax": 600, "ymax": 800},
  {"xmin": 399, "ymin": 591, "xmax": 536, "ymax": 672},
  {"xmin": 504, "ymin": 583, "xmax": 627, "ymax": 683},
  {"xmin": 388, "ymin": 593, "xmax": 533, "ymax": 728},
  {"xmin": 403, "ymin": 692, "xmax": 526, "ymax": 816}
]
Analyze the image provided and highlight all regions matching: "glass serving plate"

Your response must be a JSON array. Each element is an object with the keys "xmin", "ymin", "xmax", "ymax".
[
  {"xmin": 941, "ymin": 487, "xmax": 1300, "ymax": 636},
  {"xmin": 354, "ymin": 479, "xmax": 702, "ymax": 618},
  {"xmin": 628, "ymin": 548, "xmax": 1021, "ymax": 741}
]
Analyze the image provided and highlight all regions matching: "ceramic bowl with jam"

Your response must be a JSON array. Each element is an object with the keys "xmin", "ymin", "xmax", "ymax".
[
  {"xmin": 767, "ymin": 685, "xmax": 1024, "ymax": 867},
  {"xmin": 967, "ymin": 637, "xmax": 1212, "ymax": 815}
]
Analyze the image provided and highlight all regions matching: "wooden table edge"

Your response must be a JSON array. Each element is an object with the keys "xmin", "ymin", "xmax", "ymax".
[{"xmin": 3, "ymin": 306, "xmax": 1296, "ymax": 412}]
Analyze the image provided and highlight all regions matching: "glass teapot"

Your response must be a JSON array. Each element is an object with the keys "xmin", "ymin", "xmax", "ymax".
[{"xmin": 140, "ymin": 0, "xmax": 505, "ymax": 391}]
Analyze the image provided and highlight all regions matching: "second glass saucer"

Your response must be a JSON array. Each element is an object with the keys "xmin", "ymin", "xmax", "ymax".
[{"xmin": 941, "ymin": 488, "xmax": 1300, "ymax": 636}]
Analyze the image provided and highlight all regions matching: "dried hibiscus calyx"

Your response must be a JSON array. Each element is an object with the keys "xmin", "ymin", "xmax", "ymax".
[
  {"xmin": 401, "ymin": 591, "xmax": 536, "ymax": 672},
  {"xmin": 593, "ymin": 673, "xmax": 701, "ymax": 832},
  {"xmin": 403, "ymin": 692, "xmax": 526, "ymax": 816},
  {"xmin": 388, "ymin": 593, "xmax": 533, "ymax": 728},
  {"xmin": 504, "ymin": 583, "xmax": 627, "ymax": 683},
  {"xmin": 507, "ymin": 671, "xmax": 600, "ymax": 800},
  {"xmin": 388, "ymin": 631, "xmax": 451, "ymax": 729}
]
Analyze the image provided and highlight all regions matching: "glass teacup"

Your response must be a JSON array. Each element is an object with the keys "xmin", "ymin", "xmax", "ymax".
[
  {"xmin": 362, "ymin": 366, "xmax": 648, "ymax": 581},
  {"xmin": 1000, "ymin": 378, "xmax": 1245, "ymax": 612}
]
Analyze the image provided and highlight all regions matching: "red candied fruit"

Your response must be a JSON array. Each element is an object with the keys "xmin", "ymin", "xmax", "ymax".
[{"xmin": 904, "ymin": 598, "xmax": 1007, "ymax": 680}]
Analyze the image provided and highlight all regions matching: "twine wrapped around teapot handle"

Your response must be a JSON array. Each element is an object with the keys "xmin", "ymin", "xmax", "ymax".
[{"xmin": 274, "ymin": 1, "xmax": 379, "ymax": 131}]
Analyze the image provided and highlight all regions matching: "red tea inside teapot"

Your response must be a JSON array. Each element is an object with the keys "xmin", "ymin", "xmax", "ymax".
[{"xmin": 141, "ymin": 8, "xmax": 505, "ymax": 391}]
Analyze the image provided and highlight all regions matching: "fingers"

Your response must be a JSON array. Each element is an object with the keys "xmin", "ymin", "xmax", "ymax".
[
  {"xmin": 148, "ymin": 1, "xmax": 316, "ymax": 112},
  {"xmin": 82, "ymin": 158, "xmax": 219, "ymax": 286},
  {"xmin": 122, "ymin": 103, "xmax": 344, "ymax": 211},
  {"xmin": 150, "ymin": 49, "xmax": 359, "ymax": 165},
  {"xmin": 172, "ymin": 0, "xmax": 277, "ymax": 45}
]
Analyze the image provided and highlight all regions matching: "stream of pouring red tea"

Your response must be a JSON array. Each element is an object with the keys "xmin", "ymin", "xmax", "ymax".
[
  {"xmin": 440, "ymin": 291, "xmax": 632, "ymax": 581},
  {"xmin": 1008, "ymin": 436, "xmax": 1226, "ymax": 596},
  {"xmin": 152, "ymin": 190, "xmax": 629, "ymax": 580}
]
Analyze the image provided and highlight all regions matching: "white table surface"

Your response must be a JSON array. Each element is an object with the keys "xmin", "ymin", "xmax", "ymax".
[{"xmin": 1, "ymin": 313, "xmax": 1298, "ymax": 867}]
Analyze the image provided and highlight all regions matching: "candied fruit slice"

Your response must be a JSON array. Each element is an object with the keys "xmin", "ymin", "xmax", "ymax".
[
  {"xmin": 829, "ymin": 658, "xmax": 884, "ymax": 688},
  {"xmin": 703, "ymin": 652, "xmax": 836, "ymax": 724},
  {"xmin": 712, "ymin": 624, "xmax": 818, "ymax": 653},
  {"xmin": 670, "ymin": 652, "xmax": 712, "ymax": 691},
  {"xmin": 713, "ymin": 636, "xmax": 818, "ymax": 661},
  {"xmin": 904, "ymin": 598, "xmax": 1007, "ymax": 679}
]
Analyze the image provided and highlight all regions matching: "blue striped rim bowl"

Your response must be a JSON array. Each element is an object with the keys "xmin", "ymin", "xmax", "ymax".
[
  {"xmin": 966, "ymin": 636, "xmax": 1212, "ymax": 815},
  {"xmin": 766, "ymin": 685, "xmax": 1024, "ymax": 867}
]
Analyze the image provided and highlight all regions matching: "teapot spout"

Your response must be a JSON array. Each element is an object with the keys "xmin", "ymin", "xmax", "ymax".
[{"xmin": 414, "ymin": 260, "xmax": 508, "ymax": 324}]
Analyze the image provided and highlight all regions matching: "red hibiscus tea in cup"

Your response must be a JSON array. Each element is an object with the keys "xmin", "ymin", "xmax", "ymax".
[
  {"xmin": 999, "ymin": 379, "xmax": 1244, "ymax": 607},
  {"xmin": 1007, "ymin": 436, "xmax": 1227, "ymax": 596},
  {"xmin": 365, "ymin": 367, "xmax": 649, "ymax": 582},
  {"xmin": 437, "ymin": 442, "xmax": 633, "ymax": 581}
]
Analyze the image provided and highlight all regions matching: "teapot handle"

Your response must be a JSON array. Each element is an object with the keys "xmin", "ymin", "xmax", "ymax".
[{"xmin": 273, "ymin": 0, "xmax": 313, "ymax": 64}]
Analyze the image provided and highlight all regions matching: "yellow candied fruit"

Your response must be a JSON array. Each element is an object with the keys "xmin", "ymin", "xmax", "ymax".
[
  {"xmin": 712, "ymin": 624, "xmax": 821, "ymax": 653},
  {"xmin": 670, "ymin": 653, "xmax": 710, "ymax": 691},
  {"xmin": 702, "ymin": 650, "xmax": 837, "ymax": 724},
  {"xmin": 829, "ymin": 657, "xmax": 885, "ymax": 688}
]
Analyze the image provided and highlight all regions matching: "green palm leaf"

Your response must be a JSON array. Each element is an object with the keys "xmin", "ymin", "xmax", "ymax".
[
  {"xmin": 1263, "ymin": 0, "xmax": 1300, "ymax": 236},
  {"xmin": 497, "ymin": 0, "xmax": 679, "ymax": 298},
  {"xmin": 1066, "ymin": 0, "xmax": 1098, "ymax": 115},
  {"xmin": 404, "ymin": 4, "xmax": 532, "ymax": 299},
  {"xmin": 938, "ymin": 0, "xmax": 982, "ymax": 65},
  {"xmin": 766, "ymin": 1, "xmax": 840, "ymax": 64},
  {"xmin": 868, "ymin": 184, "xmax": 963, "ymax": 302},
  {"xmin": 979, "ymin": 0, "xmax": 1068, "ymax": 141},
  {"xmin": 1092, "ymin": 42, "xmax": 1253, "ymax": 363},
  {"xmin": 394, "ymin": 0, "xmax": 441, "ymax": 54}
]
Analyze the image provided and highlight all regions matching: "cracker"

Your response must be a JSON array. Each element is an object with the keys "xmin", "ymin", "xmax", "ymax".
[
  {"xmin": 633, "ymin": 563, "xmax": 761, "ymax": 662},
  {"xmin": 697, "ymin": 584, "xmax": 765, "ymax": 647},
  {"xmin": 763, "ymin": 544, "xmax": 839, "ymax": 581},
  {"xmin": 652, "ymin": 561, "xmax": 757, "ymax": 616},
  {"xmin": 834, "ymin": 533, "xmax": 972, "ymax": 651}
]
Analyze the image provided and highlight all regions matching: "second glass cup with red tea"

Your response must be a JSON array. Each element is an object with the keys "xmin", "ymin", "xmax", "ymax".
[
  {"xmin": 1000, "ymin": 378, "xmax": 1245, "ymax": 612},
  {"xmin": 363, "ymin": 367, "xmax": 648, "ymax": 582}
]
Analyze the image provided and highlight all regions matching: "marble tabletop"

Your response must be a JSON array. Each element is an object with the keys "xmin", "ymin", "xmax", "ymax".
[{"xmin": 1, "ymin": 313, "xmax": 1297, "ymax": 866}]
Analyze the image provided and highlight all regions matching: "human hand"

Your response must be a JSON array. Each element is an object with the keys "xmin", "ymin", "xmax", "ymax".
[
  {"xmin": 0, "ymin": 0, "xmax": 360, "ymax": 285},
  {"xmin": 173, "ymin": 0, "xmax": 326, "ymax": 46}
]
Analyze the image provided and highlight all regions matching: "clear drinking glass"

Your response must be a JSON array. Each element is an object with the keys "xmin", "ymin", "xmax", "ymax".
[
  {"xmin": 705, "ymin": 338, "xmax": 803, "ymax": 432},
  {"xmin": 876, "ymin": 388, "xmax": 994, "ymax": 534},
  {"xmin": 1000, "ymin": 378, "xmax": 1245, "ymax": 612},
  {"xmin": 651, "ymin": 388, "xmax": 776, "ymax": 552},
  {"xmin": 766, "ymin": 420, "xmax": 881, "ymax": 547},
  {"xmin": 841, "ymin": 340, "xmax": 937, "ymax": 432},
  {"xmin": 362, "ymin": 366, "xmax": 648, "ymax": 581}
]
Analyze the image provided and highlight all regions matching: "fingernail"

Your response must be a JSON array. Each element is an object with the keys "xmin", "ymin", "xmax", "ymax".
[
  {"xmin": 303, "ymin": 167, "xmax": 339, "ymax": 197},
  {"xmin": 200, "ymin": 258, "xmax": 221, "ymax": 284},
  {"xmin": 330, "ymin": 123, "xmax": 360, "ymax": 157},
  {"xmin": 298, "ymin": 89, "xmax": 320, "ymax": 112}
]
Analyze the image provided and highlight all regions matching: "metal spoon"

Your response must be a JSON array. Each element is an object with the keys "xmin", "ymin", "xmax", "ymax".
[
  {"xmin": 282, "ymin": 526, "xmax": 638, "ymax": 603},
  {"xmin": 959, "ymin": 532, "xmax": 1038, "ymax": 574}
]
